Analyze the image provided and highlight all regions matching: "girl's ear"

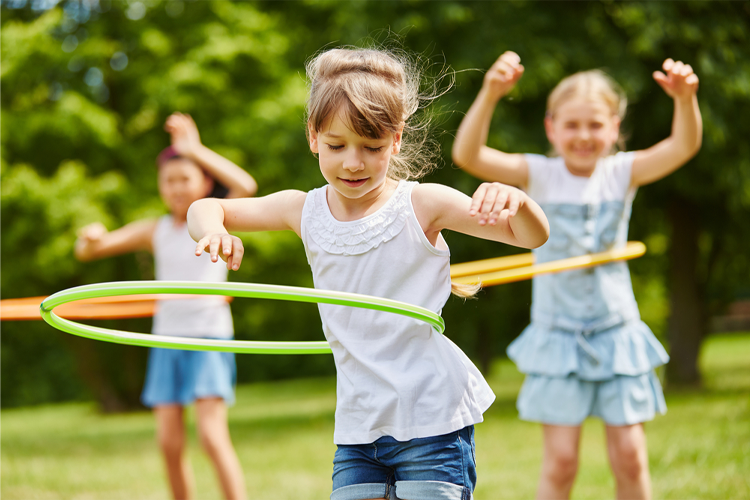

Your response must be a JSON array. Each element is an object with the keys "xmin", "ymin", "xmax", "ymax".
[
  {"xmin": 203, "ymin": 175, "xmax": 215, "ymax": 197},
  {"xmin": 543, "ymin": 115, "xmax": 556, "ymax": 145},
  {"xmin": 308, "ymin": 123, "xmax": 319, "ymax": 154},
  {"xmin": 392, "ymin": 122, "xmax": 405, "ymax": 154},
  {"xmin": 610, "ymin": 115, "xmax": 621, "ymax": 144}
]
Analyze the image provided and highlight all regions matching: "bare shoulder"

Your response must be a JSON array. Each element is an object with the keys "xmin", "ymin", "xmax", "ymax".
[{"xmin": 411, "ymin": 183, "xmax": 471, "ymax": 231}]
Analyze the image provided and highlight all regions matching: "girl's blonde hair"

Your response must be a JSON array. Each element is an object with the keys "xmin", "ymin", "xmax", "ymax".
[
  {"xmin": 547, "ymin": 69, "xmax": 628, "ymax": 151},
  {"xmin": 305, "ymin": 45, "xmax": 478, "ymax": 298},
  {"xmin": 305, "ymin": 45, "xmax": 445, "ymax": 182}
]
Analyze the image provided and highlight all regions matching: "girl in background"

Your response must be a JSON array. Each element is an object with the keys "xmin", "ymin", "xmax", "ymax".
[
  {"xmin": 452, "ymin": 52, "xmax": 701, "ymax": 500},
  {"xmin": 187, "ymin": 46, "xmax": 549, "ymax": 500},
  {"xmin": 75, "ymin": 112, "xmax": 256, "ymax": 500}
]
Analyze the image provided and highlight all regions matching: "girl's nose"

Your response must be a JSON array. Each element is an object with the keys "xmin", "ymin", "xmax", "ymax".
[{"xmin": 343, "ymin": 151, "xmax": 365, "ymax": 171}]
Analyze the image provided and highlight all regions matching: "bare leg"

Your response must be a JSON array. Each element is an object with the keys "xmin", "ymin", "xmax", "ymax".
[
  {"xmin": 537, "ymin": 424, "xmax": 582, "ymax": 500},
  {"xmin": 195, "ymin": 398, "xmax": 247, "ymax": 500},
  {"xmin": 605, "ymin": 424, "xmax": 651, "ymax": 500},
  {"xmin": 154, "ymin": 405, "xmax": 195, "ymax": 500}
]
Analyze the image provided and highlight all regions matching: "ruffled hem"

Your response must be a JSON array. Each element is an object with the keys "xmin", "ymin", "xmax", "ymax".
[
  {"xmin": 507, "ymin": 319, "xmax": 669, "ymax": 380},
  {"xmin": 304, "ymin": 181, "xmax": 411, "ymax": 256}
]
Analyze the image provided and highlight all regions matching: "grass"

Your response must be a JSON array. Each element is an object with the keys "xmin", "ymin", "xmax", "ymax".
[{"xmin": 2, "ymin": 333, "xmax": 748, "ymax": 499}]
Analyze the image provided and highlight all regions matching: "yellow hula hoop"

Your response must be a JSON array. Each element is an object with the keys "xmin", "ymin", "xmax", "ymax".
[{"xmin": 450, "ymin": 241, "xmax": 646, "ymax": 287}]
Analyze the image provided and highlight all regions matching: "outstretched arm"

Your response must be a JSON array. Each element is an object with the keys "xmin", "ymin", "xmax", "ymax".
[
  {"xmin": 452, "ymin": 52, "xmax": 529, "ymax": 187},
  {"xmin": 187, "ymin": 190, "xmax": 306, "ymax": 271},
  {"xmin": 631, "ymin": 58, "xmax": 702, "ymax": 187},
  {"xmin": 165, "ymin": 112, "xmax": 258, "ymax": 198},
  {"xmin": 74, "ymin": 219, "xmax": 157, "ymax": 261},
  {"xmin": 413, "ymin": 182, "xmax": 549, "ymax": 250}
]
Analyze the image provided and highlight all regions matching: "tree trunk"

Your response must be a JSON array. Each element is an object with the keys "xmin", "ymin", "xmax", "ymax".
[{"xmin": 665, "ymin": 198, "xmax": 706, "ymax": 386}]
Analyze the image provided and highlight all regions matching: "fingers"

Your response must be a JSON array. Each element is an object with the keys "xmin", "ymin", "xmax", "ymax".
[
  {"xmin": 195, "ymin": 234, "xmax": 243, "ymax": 270},
  {"xmin": 470, "ymin": 183, "xmax": 524, "ymax": 226},
  {"xmin": 656, "ymin": 58, "xmax": 699, "ymax": 97}
]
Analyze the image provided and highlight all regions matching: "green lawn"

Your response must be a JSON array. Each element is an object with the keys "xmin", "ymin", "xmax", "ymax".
[{"xmin": 2, "ymin": 333, "xmax": 748, "ymax": 499}]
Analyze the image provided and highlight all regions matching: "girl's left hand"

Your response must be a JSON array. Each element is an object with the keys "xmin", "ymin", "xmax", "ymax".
[
  {"xmin": 165, "ymin": 112, "xmax": 202, "ymax": 157},
  {"xmin": 195, "ymin": 232, "xmax": 244, "ymax": 271},
  {"xmin": 653, "ymin": 58, "xmax": 699, "ymax": 100},
  {"xmin": 469, "ymin": 182, "xmax": 526, "ymax": 226}
]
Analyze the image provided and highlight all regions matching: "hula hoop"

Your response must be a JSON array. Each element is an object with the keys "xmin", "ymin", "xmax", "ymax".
[
  {"xmin": 39, "ymin": 281, "xmax": 445, "ymax": 354},
  {"xmin": 451, "ymin": 241, "xmax": 646, "ymax": 287},
  {"xmin": 0, "ymin": 294, "xmax": 231, "ymax": 321}
]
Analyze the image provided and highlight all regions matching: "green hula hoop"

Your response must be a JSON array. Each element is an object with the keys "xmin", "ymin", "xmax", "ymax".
[{"xmin": 39, "ymin": 281, "xmax": 445, "ymax": 354}]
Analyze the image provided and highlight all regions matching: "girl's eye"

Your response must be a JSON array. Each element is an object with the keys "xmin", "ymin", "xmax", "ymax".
[
  {"xmin": 365, "ymin": 146, "xmax": 384, "ymax": 153},
  {"xmin": 590, "ymin": 123, "xmax": 603, "ymax": 130},
  {"xmin": 326, "ymin": 144, "xmax": 344, "ymax": 151}
]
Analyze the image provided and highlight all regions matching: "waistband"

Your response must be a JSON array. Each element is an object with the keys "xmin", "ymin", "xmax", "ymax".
[{"xmin": 530, "ymin": 312, "xmax": 640, "ymax": 365}]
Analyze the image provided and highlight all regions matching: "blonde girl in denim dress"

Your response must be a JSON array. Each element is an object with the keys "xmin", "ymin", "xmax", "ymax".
[
  {"xmin": 187, "ymin": 46, "xmax": 549, "ymax": 500},
  {"xmin": 453, "ymin": 52, "xmax": 701, "ymax": 499}
]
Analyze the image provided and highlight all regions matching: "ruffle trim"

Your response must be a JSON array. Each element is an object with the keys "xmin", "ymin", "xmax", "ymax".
[
  {"xmin": 507, "ymin": 319, "xmax": 669, "ymax": 380},
  {"xmin": 304, "ymin": 181, "xmax": 411, "ymax": 256}
]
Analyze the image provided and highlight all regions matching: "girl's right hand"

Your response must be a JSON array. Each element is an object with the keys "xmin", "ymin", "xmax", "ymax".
[
  {"xmin": 195, "ymin": 233, "xmax": 244, "ymax": 271},
  {"xmin": 76, "ymin": 222, "xmax": 108, "ymax": 244},
  {"xmin": 483, "ymin": 51, "xmax": 524, "ymax": 101}
]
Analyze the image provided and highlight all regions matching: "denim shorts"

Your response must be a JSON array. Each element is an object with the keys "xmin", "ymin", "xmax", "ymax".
[
  {"xmin": 331, "ymin": 426, "xmax": 476, "ymax": 500},
  {"xmin": 140, "ymin": 345, "xmax": 236, "ymax": 408}
]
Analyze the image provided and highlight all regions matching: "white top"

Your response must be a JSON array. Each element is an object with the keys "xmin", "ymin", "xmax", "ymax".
[
  {"xmin": 300, "ymin": 180, "xmax": 495, "ymax": 445},
  {"xmin": 525, "ymin": 152, "xmax": 636, "ymax": 204},
  {"xmin": 151, "ymin": 215, "xmax": 233, "ymax": 338}
]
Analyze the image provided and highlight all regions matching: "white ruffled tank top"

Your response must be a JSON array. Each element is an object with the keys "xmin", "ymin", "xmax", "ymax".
[
  {"xmin": 300, "ymin": 180, "xmax": 495, "ymax": 445},
  {"xmin": 151, "ymin": 215, "xmax": 233, "ymax": 338}
]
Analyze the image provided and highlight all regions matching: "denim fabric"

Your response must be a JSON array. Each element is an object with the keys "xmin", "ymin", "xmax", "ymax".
[
  {"xmin": 517, "ymin": 371, "xmax": 667, "ymax": 425},
  {"xmin": 331, "ymin": 426, "xmax": 476, "ymax": 500},
  {"xmin": 141, "ymin": 346, "xmax": 236, "ymax": 407},
  {"xmin": 508, "ymin": 201, "xmax": 669, "ymax": 423}
]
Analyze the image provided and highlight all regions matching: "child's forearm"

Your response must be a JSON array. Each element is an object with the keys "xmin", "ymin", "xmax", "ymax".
[
  {"xmin": 188, "ymin": 144, "xmax": 258, "ymax": 198},
  {"xmin": 670, "ymin": 94, "xmax": 702, "ymax": 162},
  {"xmin": 507, "ymin": 198, "xmax": 550, "ymax": 249},
  {"xmin": 452, "ymin": 88, "xmax": 500, "ymax": 167}
]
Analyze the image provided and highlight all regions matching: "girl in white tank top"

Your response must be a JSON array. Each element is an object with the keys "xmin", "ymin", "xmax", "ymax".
[
  {"xmin": 188, "ymin": 47, "xmax": 549, "ymax": 500},
  {"xmin": 75, "ymin": 112, "xmax": 256, "ymax": 500}
]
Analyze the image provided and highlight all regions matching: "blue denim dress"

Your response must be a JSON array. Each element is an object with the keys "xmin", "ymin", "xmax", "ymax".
[{"xmin": 508, "ymin": 157, "xmax": 669, "ymax": 426}]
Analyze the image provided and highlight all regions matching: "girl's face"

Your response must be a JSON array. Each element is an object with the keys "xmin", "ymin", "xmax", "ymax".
[
  {"xmin": 158, "ymin": 158, "xmax": 213, "ymax": 221},
  {"xmin": 308, "ymin": 110, "xmax": 402, "ymax": 204},
  {"xmin": 545, "ymin": 97, "xmax": 620, "ymax": 176}
]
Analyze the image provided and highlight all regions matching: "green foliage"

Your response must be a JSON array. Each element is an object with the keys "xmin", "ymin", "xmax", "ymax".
[{"xmin": 2, "ymin": 1, "xmax": 749, "ymax": 406}]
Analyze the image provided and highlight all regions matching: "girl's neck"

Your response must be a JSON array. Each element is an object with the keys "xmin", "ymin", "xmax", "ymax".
[
  {"xmin": 563, "ymin": 161, "xmax": 597, "ymax": 178},
  {"xmin": 170, "ymin": 213, "xmax": 188, "ymax": 225},
  {"xmin": 326, "ymin": 178, "xmax": 399, "ymax": 222}
]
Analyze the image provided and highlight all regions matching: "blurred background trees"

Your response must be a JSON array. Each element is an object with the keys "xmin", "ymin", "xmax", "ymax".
[{"xmin": 2, "ymin": 0, "xmax": 749, "ymax": 410}]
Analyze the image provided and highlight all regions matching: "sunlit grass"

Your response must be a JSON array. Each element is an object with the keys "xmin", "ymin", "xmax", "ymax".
[{"xmin": 2, "ymin": 334, "xmax": 748, "ymax": 499}]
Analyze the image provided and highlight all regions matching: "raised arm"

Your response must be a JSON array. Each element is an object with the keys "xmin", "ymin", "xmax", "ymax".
[
  {"xmin": 165, "ymin": 112, "xmax": 258, "ymax": 198},
  {"xmin": 452, "ymin": 52, "xmax": 529, "ymax": 187},
  {"xmin": 631, "ymin": 58, "xmax": 702, "ymax": 187},
  {"xmin": 412, "ymin": 182, "xmax": 549, "ymax": 251},
  {"xmin": 74, "ymin": 219, "xmax": 157, "ymax": 261},
  {"xmin": 187, "ymin": 190, "xmax": 306, "ymax": 270}
]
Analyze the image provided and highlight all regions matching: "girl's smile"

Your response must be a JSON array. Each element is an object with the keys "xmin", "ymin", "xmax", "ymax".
[{"xmin": 545, "ymin": 98, "xmax": 620, "ymax": 176}]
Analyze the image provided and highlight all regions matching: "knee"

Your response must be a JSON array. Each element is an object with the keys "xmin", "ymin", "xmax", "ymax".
[
  {"xmin": 197, "ymin": 425, "xmax": 226, "ymax": 456},
  {"xmin": 158, "ymin": 430, "xmax": 185, "ymax": 459},
  {"xmin": 545, "ymin": 449, "xmax": 579, "ymax": 485},
  {"xmin": 611, "ymin": 441, "xmax": 646, "ymax": 481}
]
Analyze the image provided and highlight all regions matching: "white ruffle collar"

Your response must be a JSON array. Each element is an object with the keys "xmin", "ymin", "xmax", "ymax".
[{"xmin": 305, "ymin": 180, "xmax": 412, "ymax": 255}]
